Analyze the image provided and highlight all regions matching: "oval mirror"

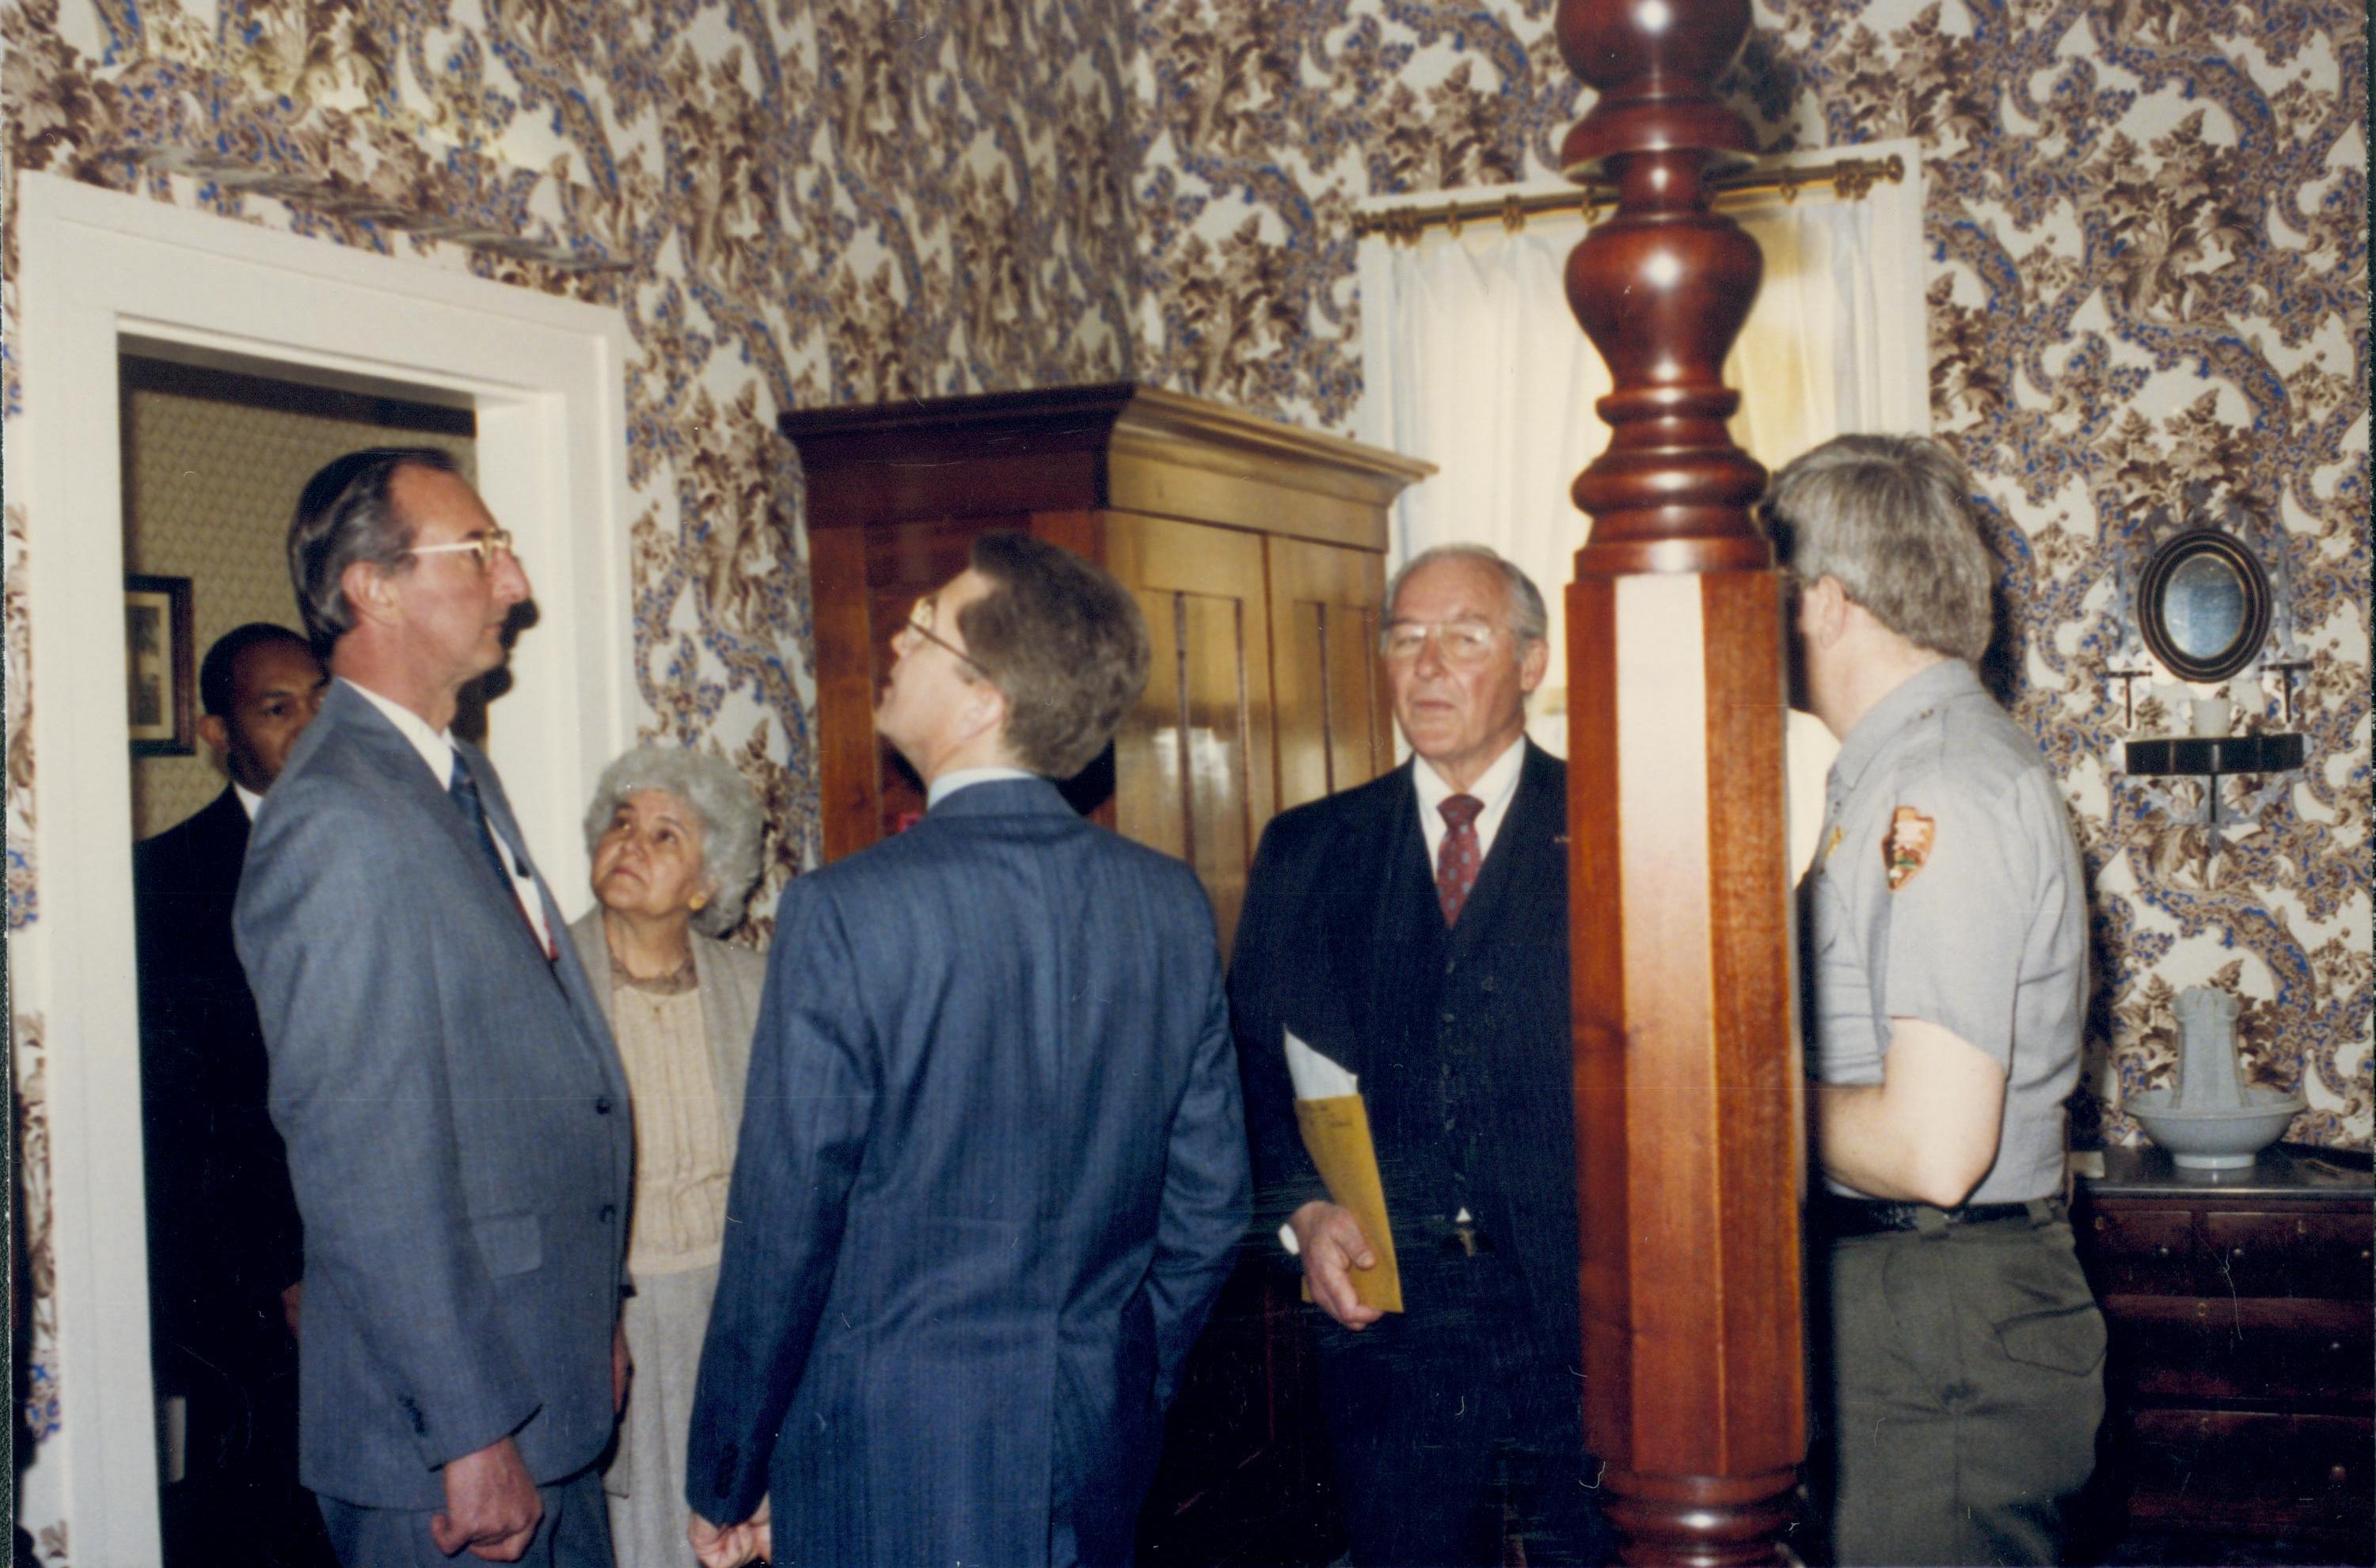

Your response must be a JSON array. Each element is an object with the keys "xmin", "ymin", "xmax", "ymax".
[{"xmin": 2138, "ymin": 527, "xmax": 2271, "ymax": 683}]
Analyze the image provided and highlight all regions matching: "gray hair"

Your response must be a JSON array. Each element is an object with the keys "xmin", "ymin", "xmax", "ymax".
[
  {"xmin": 287, "ymin": 447, "xmax": 460, "ymax": 659},
  {"xmin": 1762, "ymin": 434, "xmax": 1996, "ymax": 663},
  {"xmin": 581, "ymin": 744, "xmax": 766, "ymax": 936},
  {"xmin": 1386, "ymin": 545, "xmax": 1550, "ymax": 646}
]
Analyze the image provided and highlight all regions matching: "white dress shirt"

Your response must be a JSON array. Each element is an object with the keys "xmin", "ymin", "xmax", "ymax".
[{"xmin": 1412, "ymin": 735, "xmax": 1528, "ymax": 868}]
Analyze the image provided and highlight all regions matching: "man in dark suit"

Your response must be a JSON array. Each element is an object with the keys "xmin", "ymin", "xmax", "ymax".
[
  {"xmin": 684, "ymin": 533, "xmax": 1249, "ymax": 1568},
  {"xmin": 234, "ymin": 449, "xmax": 633, "ymax": 1566},
  {"xmin": 1232, "ymin": 545, "xmax": 1608, "ymax": 1567},
  {"xmin": 135, "ymin": 621, "xmax": 332, "ymax": 1567}
]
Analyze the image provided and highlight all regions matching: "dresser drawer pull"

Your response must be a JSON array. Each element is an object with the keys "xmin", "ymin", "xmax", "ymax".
[{"xmin": 2332, "ymin": 1465, "xmax": 2350, "ymax": 1486}]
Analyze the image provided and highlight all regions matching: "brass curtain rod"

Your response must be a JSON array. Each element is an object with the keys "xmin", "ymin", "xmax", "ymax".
[{"xmin": 1354, "ymin": 153, "xmax": 1906, "ymax": 245}]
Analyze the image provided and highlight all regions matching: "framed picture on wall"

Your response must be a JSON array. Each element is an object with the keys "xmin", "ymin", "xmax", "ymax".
[{"xmin": 124, "ymin": 573, "xmax": 195, "ymax": 755}]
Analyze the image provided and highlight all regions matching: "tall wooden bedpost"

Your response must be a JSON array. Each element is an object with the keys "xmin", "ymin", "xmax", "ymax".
[{"xmin": 1555, "ymin": 2, "xmax": 1807, "ymax": 1562}]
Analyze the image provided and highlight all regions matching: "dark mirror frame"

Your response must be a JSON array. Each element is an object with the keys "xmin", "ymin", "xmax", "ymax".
[{"xmin": 2137, "ymin": 526, "xmax": 2271, "ymax": 683}]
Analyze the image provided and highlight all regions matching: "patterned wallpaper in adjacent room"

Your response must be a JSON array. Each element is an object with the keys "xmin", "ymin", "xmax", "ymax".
[
  {"xmin": 120, "ymin": 361, "xmax": 475, "ymax": 838},
  {"xmin": 1127, "ymin": 0, "xmax": 2370, "ymax": 1153}
]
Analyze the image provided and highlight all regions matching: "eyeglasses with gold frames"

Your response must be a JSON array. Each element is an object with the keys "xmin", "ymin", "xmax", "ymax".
[
  {"xmin": 904, "ymin": 594, "xmax": 990, "ymax": 678},
  {"xmin": 402, "ymin": 526, "xmax": 517, "ymax": 571}
]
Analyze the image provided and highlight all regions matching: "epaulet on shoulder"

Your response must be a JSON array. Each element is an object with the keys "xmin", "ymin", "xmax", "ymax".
[{"xmin": 1886, "ymin": 704, "xmax": 2028, "ymax": 810}]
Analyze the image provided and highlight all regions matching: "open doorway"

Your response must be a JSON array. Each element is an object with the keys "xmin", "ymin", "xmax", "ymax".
[
  {"xmin": 118, "ymin": 351, "xmax": 487, "ymax": 1562},
  {"xmin": 13, "ymin": 173, "xmax": 634, "ymax": 1562},
  {"xmin": 121, "ymin": 350, "xmax": 484, "ymax": 837}
]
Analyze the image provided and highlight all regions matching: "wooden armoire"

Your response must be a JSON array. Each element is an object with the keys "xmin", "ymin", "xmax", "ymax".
[
  {"xmin": 787, "ymin": 382, "xmax": 1431, "ymax": 947},
  {"xmin": 783, "ymin": 383, "xmax": 1432, "ymax": 1561}
]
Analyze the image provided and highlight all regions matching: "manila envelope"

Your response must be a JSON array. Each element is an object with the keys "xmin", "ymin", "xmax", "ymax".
[{"xmin": 1292, "ymin": 1093, "xmax": 1404, "ymax": 1314}]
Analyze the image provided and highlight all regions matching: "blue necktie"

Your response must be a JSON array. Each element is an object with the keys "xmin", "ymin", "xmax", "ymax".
[{"xmin": 447, "ymin": 754, "xmax": 513, "ymax": 889}]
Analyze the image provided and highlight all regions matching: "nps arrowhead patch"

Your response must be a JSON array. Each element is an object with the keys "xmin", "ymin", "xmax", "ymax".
[{"xmin": 1884, "ymin": 806, "xmax": 1935, "ymax": 891}]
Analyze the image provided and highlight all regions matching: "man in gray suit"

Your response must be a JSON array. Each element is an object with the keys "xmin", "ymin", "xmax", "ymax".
[{"xmin": 235, "ymin": 449, "xmax": 633, "ymax": 1566}]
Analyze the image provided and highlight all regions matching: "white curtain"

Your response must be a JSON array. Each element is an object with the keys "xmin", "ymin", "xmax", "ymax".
[{"xmin": 1355, "ymin": 146, "xmax": 1926, "ymax": 871}]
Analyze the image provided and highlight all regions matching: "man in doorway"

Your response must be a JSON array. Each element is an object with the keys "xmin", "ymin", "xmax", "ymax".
[
  {"xmin": 684, "ymin": 533, "xmax": 1248, "ymax": 1568},
  {"xmin": 1231, "ymin": 544, "xmax": 1609, "ymax": 1566},
  {"xmin": 135, "ymin": 621, "xmax": 332, "ymax": 1567},
  {"xmin": 235, "ymin": 448, "xmax": 633, "ymax": 1566},
  {"xmin": 1770, "ymin": 433, "xmax": 2102, "ymax": 1566}
]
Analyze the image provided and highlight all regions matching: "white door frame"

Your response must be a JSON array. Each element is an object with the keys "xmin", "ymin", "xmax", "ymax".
[{"xmin": 11, "ymin": 172, "xmax": 636, "ymax": 1561}]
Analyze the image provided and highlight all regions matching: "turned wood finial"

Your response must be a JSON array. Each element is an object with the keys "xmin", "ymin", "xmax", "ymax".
[
  {"xmin": 1555, "ymin": 3, "xmax": 1806, "ymax": 1564},
  {"xmin": 1559, "ymin": 0, "xmax": 1770, "ymax": 575}
]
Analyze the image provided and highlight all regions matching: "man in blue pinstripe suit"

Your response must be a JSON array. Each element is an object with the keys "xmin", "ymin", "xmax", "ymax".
[{"xmin": 686, "ymin": 533, "xmax": 1249, "ymax": 1568}]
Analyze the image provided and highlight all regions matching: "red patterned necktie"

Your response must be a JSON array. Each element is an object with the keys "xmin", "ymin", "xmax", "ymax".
[{"xmin": 1435, "ymin": 793, "xmax": 1485, "ymax": 927}]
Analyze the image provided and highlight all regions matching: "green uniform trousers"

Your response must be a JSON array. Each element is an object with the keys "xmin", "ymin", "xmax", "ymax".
[{"xmin": 1818, "ymin": 1209, "xmax": 2105, "ymax": 1566}]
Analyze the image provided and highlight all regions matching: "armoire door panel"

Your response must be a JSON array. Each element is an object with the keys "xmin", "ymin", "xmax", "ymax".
[
  {"xmin": 1117, "ymin": 585, "xmax": 1191, "ymax": 866},
  {"xmin": 1267, "ymin": 536, "xmax": 1393, "ymax": 814},
  {"xmin": 810, "ymin": 524, "xmax": 886, "ymax": 864},
  {"xmin": 1102, "ymin": 513, "xmax": 1272, "ymax": 949}
]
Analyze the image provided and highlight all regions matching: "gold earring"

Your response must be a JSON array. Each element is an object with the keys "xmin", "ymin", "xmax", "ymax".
[{"xmin": 689, "ymin": 894, "xmax": 708, "ymax": 911}]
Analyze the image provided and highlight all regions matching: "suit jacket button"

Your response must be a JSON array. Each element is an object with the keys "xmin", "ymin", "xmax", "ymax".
[
  {"xmin": 595, "ymin": 1096, "xmax": 614, "ymax": 1114},
  {"xmin": 599, "ymin": 1204, "xmax": 618, "ymax": 1223}
]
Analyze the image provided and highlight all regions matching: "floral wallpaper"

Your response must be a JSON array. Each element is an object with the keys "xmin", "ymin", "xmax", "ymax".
[
  {"xmin": 2, "ymin": 0, "xmax": 2366, "ymax": 1547},
  {"xmin": 1126, "ymin": 0, "xmax": 2370, "ymax": 1158}
]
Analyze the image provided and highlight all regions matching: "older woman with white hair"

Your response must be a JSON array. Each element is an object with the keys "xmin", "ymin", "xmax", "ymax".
[{"xmin": 571, "ymin": 744, "xmax": 768, "ymax": 1566}]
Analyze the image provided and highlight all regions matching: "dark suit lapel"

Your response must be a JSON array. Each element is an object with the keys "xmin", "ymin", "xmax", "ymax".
[{"xmin": 1358, "ymin": 765, "xmax": 1437, "ymax": 1058}]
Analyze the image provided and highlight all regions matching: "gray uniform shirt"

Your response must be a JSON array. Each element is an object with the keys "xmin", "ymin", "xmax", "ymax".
[{"xmin": 1800, "ymin": 659, "xmax": 2089, "ymax": 1203}]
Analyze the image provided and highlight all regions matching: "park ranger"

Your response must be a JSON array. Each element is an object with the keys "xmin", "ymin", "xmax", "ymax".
[{"xmin": 1767, "ymin": 433, "xmax": 2104, "ymax": 1566}]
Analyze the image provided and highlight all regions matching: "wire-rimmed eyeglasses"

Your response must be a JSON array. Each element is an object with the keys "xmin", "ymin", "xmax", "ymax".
[
  {"xmin": 402, "ymin": 526, "xmax": 517, "ymax": 571},
  {"xmin": 1380, "ymin": 618, "xmax": 1506, "ymax": 668},
  {"xmin": 905, "ymin": 594, "xmax": 990, "ymax": 678}
]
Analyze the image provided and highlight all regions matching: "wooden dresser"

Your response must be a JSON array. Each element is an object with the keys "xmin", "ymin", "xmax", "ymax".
[{"xmin": 2072, "ymin": 1143, "xmax": 2374, "ymax": 1563}]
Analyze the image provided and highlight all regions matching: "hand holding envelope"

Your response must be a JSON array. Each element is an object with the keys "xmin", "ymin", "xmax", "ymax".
[{"xmin": 1285, "ymin": 1031, "xmax": 1403, "ymax": 1316}]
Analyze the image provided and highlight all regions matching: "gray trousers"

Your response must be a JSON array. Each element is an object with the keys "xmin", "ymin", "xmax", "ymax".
[
  {"xmin": 1816, "ymin": 1209, "xmax": 2106, "ymax": 1566},
  {"xmin": 317, "ymin": 1465, "xmax": 612, "ymax": 1568}
]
